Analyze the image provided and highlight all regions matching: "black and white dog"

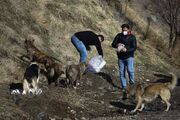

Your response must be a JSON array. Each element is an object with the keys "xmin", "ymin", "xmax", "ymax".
[{"xmin": 22, "ymin": 62, "xmax": 45, "ymax": 95}]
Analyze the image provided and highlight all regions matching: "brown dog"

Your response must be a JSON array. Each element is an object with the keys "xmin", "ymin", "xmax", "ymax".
[
  {"xmin": 24, "ymin": 39, "xmax": 56, "ymax": 64},
  {"xmin": 125, "ymin": 73, "xmax": 177, "ymax": 113},
  {"xmin": 66, "ymin": 62, "xmax": 87, "ymax": 88},
  {"xmin": 24, "ymin": 39, "xmax": 66, "ymax": 86},
  {"xmin": 44, "ymin": 59, "xmax": 66, "ymax": 86}
]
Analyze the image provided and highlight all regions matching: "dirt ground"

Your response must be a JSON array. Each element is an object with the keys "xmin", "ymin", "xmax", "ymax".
[{"xmin": 0, "ymin": 67, "xmax": 180, "ymax": 120}]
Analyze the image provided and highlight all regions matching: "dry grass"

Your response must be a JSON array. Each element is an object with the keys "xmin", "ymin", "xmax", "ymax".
[
  {"xmin": 0, "ymin": 0, "xmax": 178, "ymax": 84},
  {"xmin": 0, "ymin": 0, "xmax": 180, "ymax": 119}
]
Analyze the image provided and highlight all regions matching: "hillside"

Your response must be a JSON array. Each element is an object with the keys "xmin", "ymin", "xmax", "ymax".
[{"xmin": 0, "ymin": 0, "xmax": 179, "ymax": 119}]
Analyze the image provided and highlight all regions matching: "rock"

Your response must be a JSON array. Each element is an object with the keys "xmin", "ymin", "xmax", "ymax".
[
  {"xmin": 108, "ymin": 105, "xmax": 114, "ymax": 108},
  {"xmin": 86, "ymin": 81, "xmax": 93, "ymax": 86},
  {"xmin": 35, "ymin": 112, "xmax": 49, "ymax": 120},
  {"xmin": 70, "ymin": 109, "xmax": 76, "ymax": 114},
  {"xmin": 98, "ymin": 87, "xmax": 104, "ymax": 90},
  {"xmin": 99, "ymin": 93, "xmax": 104, "ymax": 96},
  {"xmin": 100, "ymin": 101, "xmax": 105, "ymax": 104},
  {"xmin": 81, "ymin": 117, "xmax": 87, "ymax": 120},
  {"xmin": 63, "ymin": 118, "xmax": 72, "ymax": 120}
]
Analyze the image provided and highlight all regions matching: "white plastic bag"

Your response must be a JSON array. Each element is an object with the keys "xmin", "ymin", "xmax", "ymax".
[{"xmin": 86, "ymin": 55, "xmax": 106, "ymax": 73}]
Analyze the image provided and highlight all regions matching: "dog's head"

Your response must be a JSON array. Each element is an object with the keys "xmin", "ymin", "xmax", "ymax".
[
  {"xmin": 25, "ymin": 38, "xmax": 34, "ymax": 45},
  {"xmin": 38, "ymin": 63, "xmax": 47, "ymax": 72},
  {"xmin": 125, "ymin": 84, "xmax": 137, "ymax": 98},
  {"xmin": 24, "ymin": 39, "xmax": 35, "ymax": 48},
  {"xmin": 44, "ymin": 59, "xmax": 55, "ymax": 68},
  {"xmin": 126, "ymin": 83, "xmax": 145, "ymax": 99}
]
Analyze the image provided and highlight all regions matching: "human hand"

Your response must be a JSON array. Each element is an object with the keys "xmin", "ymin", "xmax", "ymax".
[
  {"xmin": 117, "ymin": 45, "xmax": 124, "ymax": 52},
  {"xmin": 117, "ymin": 43, "xmax": 125, "ymax": 52},
  {"xmin": 121, "ymin": 47, "xmax": 127, "ymax": 52}
]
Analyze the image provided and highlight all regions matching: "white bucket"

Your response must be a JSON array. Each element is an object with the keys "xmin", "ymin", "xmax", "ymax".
[{"xmin": 86, "ymin": 55, "xmax": 106, "ymax": 73}]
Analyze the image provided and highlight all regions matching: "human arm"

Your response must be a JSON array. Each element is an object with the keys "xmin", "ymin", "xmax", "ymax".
[
  {"xmin": 111, "ymin": 34, "xmax": 121, "ymax": 48},
  {"xmin": 125, "ymin": 36, "xmax": 137, "ymax": 53}
]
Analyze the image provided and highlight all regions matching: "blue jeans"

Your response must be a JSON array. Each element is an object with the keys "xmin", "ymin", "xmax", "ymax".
[
  {"xmin": 71, "ymin": 35, "xmax": 88, "ymax": 63},
  {"xmin": 118, "ymin": 57, "xmax": 135, "ymax": 91}
]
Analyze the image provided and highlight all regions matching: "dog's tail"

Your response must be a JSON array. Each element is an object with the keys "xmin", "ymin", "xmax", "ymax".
[{"xmin": 167, "ymin": 72, "xmax": 177, "ymax": 90}]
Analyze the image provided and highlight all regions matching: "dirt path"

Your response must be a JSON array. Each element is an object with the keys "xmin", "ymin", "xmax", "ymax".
[{"xmin": 0, "ymin": 72, "xmax": 180, "ymax": 120}]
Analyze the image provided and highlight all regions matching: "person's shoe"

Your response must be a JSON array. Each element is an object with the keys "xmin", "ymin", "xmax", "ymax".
[{"xmin": 122, "ymin": 91, "xmax": 127, "ymax": 100}]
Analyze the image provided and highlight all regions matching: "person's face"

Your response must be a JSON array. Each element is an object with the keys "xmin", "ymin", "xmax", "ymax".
[
  {"xmin": 122, "ymin": 27, "xmax": 129, "ymax": 32},
  {"xmin": 98, "ymin": 36, "xmax": 103, "ymax": 42},
  {"xmin": 122, "ymin": 27, "xmax": 129, "ymax": 35}
]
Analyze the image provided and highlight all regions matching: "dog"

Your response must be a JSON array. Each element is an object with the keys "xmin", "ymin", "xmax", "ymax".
[
  {"xmin": 125, "ymin": 73, "xmax": 177, "ymax": 113},
  {"xmin": 9, "ymin": 83, "xmax": 23, "ymax": 94},
  {"xmin": 44, "ymin": 59, "xmax": 66, "ymax": 86},
  {"xmin": 22, "ymin": 62, "xmax": 46, "ymax": 95},
  {"xmin": 24, "ymin": 39, "xmax": 66, "ymax": 86},
  {"xmin": 66, "ymin": 62, "xmax": 87, "ymax": 88},
  {"xmin": 24, "ymin": 39, "xmax": 57, "ymax": 64}
]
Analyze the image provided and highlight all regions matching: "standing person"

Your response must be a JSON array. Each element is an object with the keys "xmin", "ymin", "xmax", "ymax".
[
  {"xmin": 111, "ymin": 24, "xmax": 137, "ymax": 99},
  {"xmin": 71, "ymin": 31, "xmax": 104, "ymax": 63}
]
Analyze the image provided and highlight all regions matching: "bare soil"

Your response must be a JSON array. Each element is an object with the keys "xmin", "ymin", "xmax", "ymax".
[{"xmin": 0, "ymin": 67, "xmax": 180, "ymax": 120}]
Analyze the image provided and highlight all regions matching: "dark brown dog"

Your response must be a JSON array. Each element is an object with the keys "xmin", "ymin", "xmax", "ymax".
[
  {"xmin": 24, "ymin": 39, "xmax": 56, "ymax": 64},
  {"xmin": 66, "ymin": 62, "xmax": 87, "ymax": 88},
  {"xmin": 125, "ymin": 73, "xmax": 177, "ymax": 113}
]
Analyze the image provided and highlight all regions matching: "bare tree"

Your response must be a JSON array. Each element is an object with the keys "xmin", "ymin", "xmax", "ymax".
[{"xmin": 152, "ymin": 0, "xmax": 180, "ymax": 52}]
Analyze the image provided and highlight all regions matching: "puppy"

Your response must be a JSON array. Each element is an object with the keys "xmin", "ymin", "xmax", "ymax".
[
  {"xmin": 23, "ymin": 62, "xmax": 46, "ymax": 95},
  {"xmin": 125, "ymin": 73, "xmax": 177, "ymax": 113},
  {"xmin": 66, "ymin": 62, "xmax": 87, "ymax": 88}
]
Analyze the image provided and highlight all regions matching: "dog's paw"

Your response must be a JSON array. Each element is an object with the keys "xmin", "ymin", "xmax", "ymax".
[
  {"xmin": 36, "ymin": 89, "xmax": 42, "ymax": 95},
  {"xmin": 11, "ymin": 89, "xmax": 21, "ymax": 95},
  {"xmin": 138, "ymin": 109, "xmax": 143, "ymax": 112},
  {"xmin": 22, "ymin": 90, "xmax": 26, "ymax": 95},
  {"xmin": 131, "ymin": 110, "xmax": 136, "ymax": 113},
  {"xmin": 164, "ymin": 109, "xmax": 169, "ymax": 112}
]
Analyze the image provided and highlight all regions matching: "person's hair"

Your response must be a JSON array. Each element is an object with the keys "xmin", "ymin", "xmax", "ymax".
[
  {"xmin": 98, "ymin": 34, "xmax": 104, "ymax": 42},
  {"xmin": 121, "ymin": 24, "xmax": 130, "ymax": 29}
]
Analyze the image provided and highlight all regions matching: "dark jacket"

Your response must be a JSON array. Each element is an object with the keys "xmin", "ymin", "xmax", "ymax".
[
  {"xmin": 112, "ymin": 33, "xmax": 137, "ymax": 59},
  {"xmin": 74, "ymin": 31, "xmax": 103, "ymax": 56}
]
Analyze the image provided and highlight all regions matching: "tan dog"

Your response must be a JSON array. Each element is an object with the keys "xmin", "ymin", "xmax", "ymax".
[
  {"xmin": 66, "ymin": 62, "xmax": 87, "ymax": 88},
  {"xmin": 125, "ymin": 73, "xmax": 177, "ymax": 113},
  {"xmin": 23, "ymin": 62, "xmax": 46, "ymax": 95}
]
